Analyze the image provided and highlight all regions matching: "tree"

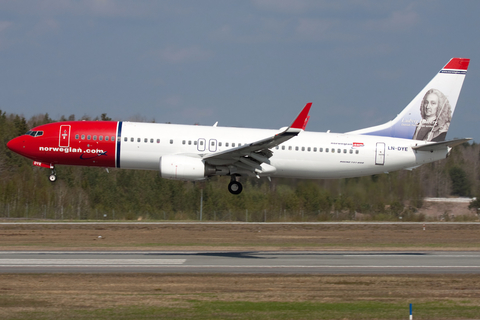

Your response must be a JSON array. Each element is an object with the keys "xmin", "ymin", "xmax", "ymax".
[
  {"xmin": 449, "ymin": 166, "xmax": 471, "ymax": 197},
  {"xmin": 101, "ymin": 113, "xmax": 112, "ymax": 121}
]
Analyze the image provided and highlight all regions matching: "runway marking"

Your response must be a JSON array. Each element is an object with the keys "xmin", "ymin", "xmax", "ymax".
[
  {"xmin": 0, "ymin": 251, "xmax": 201, "ymax": 255},
  {"xmin": 0, "ymin": 259, "xmax": 186, "ymax": 266}
]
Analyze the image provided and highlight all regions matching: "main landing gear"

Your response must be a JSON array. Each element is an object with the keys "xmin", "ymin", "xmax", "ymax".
[
  {"xmin": 228, "ymin": 175, "xmax": 243, "ymax": 195},
  {"xmin": 49, "ymin": 168, "xmax": 57, "ymax": 182}
]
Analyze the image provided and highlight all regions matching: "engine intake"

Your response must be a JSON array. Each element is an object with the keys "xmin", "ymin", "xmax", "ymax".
[{"xmin": 159, "ymin": 154, "xmax": 208, "ymax": 181}]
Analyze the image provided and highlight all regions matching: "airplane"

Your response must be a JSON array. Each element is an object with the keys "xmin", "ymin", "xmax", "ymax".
[{"xmin": 6, "ymin": 57, "xmax": 471, "ymax": 195}]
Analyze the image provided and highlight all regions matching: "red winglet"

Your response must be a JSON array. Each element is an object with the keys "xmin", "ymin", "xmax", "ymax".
[
  {"xmin": 290, "ymin": 102, "xmax": 312, "ymax": 130},
  {"xmin": 443, "ymin": 58, "xmax": 470, "ymax": 70}
]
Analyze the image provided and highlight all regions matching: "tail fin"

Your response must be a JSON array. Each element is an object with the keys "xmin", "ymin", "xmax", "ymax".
[{"xmin": 347, "ymin": 57, "xmax": 470, "ymax": 141}]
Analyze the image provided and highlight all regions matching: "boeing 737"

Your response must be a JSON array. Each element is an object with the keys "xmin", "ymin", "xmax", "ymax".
[{"xmin": 7, "ymin": 58, "xmax": 471, "ymax": 194}]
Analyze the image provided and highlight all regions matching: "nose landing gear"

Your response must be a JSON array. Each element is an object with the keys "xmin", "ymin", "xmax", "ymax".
[{"xmin": 49, "ymin": 168, "xmax": 57, "ymax": 182}]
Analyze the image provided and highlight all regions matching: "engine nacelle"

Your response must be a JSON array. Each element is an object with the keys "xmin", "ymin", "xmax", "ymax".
[{"xmin": 159, "ymin": 154, "xmax": 208, "ymax": 181}]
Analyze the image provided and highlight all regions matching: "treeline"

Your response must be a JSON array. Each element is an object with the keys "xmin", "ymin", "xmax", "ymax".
[{"xmin": 1, "ymin": 110, "xmax": 479, "ymax": 221}]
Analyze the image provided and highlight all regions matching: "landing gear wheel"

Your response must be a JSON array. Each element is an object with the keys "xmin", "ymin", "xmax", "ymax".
[
  {"xmin": 228, "ymin": 181, "xmax": 243, "ymax": 195},
  {"xmin": 49, "ymin": 167, "xmax": 57, "ymax": 182}
]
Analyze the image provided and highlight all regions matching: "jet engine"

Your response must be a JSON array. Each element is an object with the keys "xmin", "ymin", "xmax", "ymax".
[{"xmin": 159, "ymin": 154, "xmax": 214, "ymax": 181}]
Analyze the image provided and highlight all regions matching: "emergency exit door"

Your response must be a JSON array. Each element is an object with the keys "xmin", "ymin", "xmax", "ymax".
[
  {"xmin": 375, "ymin": 142, "xmax": 385, "ymax": 165},
  {"xmin": 59, "ymin": 125, "xmax": 71, "ymax": 148}
]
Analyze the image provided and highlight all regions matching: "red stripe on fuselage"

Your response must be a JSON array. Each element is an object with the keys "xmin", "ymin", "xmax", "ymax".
[{"xmin": 10, "ymin": 121, "xmax": 118, "ymax": 167}]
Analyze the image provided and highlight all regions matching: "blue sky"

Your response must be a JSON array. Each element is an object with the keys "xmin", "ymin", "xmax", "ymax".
[{"xmin": 1, "ymin": 0, "xmax": 479, "ymax": 141}]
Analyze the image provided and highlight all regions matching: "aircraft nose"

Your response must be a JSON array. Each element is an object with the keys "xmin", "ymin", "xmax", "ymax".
[{"xmin": 6, "ymin": 136, "xmax": 25, "ymax": 155}]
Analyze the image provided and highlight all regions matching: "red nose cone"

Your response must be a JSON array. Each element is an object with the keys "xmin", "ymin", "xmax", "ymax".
[{"xmin": 6, "ymin": 136, "xmax": 24, "ymax": 155}]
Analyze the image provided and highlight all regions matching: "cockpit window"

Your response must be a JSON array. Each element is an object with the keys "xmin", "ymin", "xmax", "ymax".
[{"xmin": 25, "ymin": 130, "xmax": 44, "ymax": 137}]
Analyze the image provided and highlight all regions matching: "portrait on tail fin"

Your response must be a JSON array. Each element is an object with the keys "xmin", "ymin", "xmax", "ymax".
[
  {"xmin": 346, "ymin": 58, "xmax": 469, "ymax": 140},
  {"xmin": 413, "ymin": 88, "xmax": 452, "ymax": 141}
]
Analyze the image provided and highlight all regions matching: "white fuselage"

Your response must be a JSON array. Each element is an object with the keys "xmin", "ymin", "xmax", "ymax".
[{"xmin": 118, "ymin": 122, "xmax": 446, "ymax": 179}]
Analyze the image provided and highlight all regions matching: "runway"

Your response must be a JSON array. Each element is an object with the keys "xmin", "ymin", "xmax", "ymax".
[{"xmin": 1, "ymin": 251, "xmax": 480, "ymax": 274}]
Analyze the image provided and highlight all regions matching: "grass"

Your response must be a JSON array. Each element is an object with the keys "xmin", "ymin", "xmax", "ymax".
[
  {"xmin": 1, "ymin": 274, "xmax": 480, "ymax": 319},
  {"xmin": 2, "ymin": 223, "xmax": 480, "ymax": 251},
  {"xmin": 5, "ymin": 300, "xmax": 480, "ymax": 320}
]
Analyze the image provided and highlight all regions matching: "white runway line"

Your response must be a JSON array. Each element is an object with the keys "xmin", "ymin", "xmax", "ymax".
[{"xmin": 0, "ymin": 259, "xmax": 186, "ymax": 266}]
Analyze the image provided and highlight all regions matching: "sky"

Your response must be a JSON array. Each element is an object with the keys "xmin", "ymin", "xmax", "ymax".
[{"xmin": 1, "ymin": 0, "xmax": 479, "ymax": 141}]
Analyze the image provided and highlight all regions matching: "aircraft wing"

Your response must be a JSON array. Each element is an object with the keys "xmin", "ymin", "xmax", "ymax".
[
  {"xmin": 412, "ymin": 138, "xmax": 472, "ymax": 152},
  {"xmin": 202, "ymin": 103, "xmax": 312, "ymax": 174}
]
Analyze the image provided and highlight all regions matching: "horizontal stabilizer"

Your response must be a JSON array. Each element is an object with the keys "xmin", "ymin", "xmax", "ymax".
[{"xmin": 412, "ymin": 138, "xmax": 471, "ymax": 152}]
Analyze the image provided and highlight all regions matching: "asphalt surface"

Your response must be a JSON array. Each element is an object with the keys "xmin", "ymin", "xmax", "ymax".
[{"xmin": 1, "ymin": 251, "xmax": 479, "ymax": 274}]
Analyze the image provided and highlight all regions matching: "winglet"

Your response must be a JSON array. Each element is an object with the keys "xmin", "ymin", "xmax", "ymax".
[{"xmin": 290, "ymin": 102, "xmax": 312, "ymax": 130}]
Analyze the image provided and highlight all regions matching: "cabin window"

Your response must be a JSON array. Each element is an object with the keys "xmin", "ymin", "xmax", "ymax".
[
  {"xmin": 356, "ymin": 150, "xmax": 359, "ymax": 154},
  {"xmin": 112, "ymin": 136, "xmax": 115, "ymax": 141},
  {"xmin": 105, "ymin": 136, "xmax": 109, "ymax": 141},
  {"xmin": 313, "ymin": 147, "xmax": 317, "ymax": 152},
  {"xmin": 307, "ymin": 147, "xmax": 311, "ymax": 152},
  {"xmin": 137, "ymin": 138, "xmax": 141, "ymax": 143},
  {"xmin": 130, "ymin": 137, "xmax": 134, "ymax": 142},
  {"xmin": 182, "ymin": 140, "xmax": 186, "ymax": 145},
  {"xmin": 124, "ymin": 137, "xmax": 127, "ymax": 142},
  {"xmin": 319, "ymin": 148, "xmax": 323, "ymax": 152},
  {"xmin": 282, "ymin": 146, "xmax": 285, "ymax": 150},
  {"xmin": 170, "ymin": 139, "xmax": 173, "ymax": 144},
  {"xmin": 194, "ymin": 141, "xmax": 197, "ymax": 145},
  {"xmin": 275, "ymin": 146, "xmax": 279, "ymax": 150},
  {"xmin": 199, "ymin": 140, "xmax": 203, "ymax": 146},
  {"xmin": 75, "ymin": 134, "xmax": 79, "ymax": 139},
  {"xmin": 338, "ymin": 149, "xmax": 341, "ymax": 153},
  {"xmin": 226, "ymin": 142, "xmax": 229, "ymax": 147},
  {"xmin": 150, "ymin": 139, "xmax": 154, "ymax": 143},
  {"xmin": 99, "ymin": 136, "xmax": 103, "ymax": 141},
  {"xmin": 326, "ymin": 148, "xmax": 329, "ymax": 153},
  {"xmin": 144, "ymin": 138, "xmax": 148, "ymax": 143},
  {"xmin": 93, "ymin": 135, "xmax": 97, "ymax": 141},
  {"xmin": 87, "ymin": 135, "xmax": 91, "ymax": 140},
  {"xmin": 349, "ymin": 149, "xmax": 353, "ymax": 154},
  {"xmin": 288, "ymin": 146, "xmax": 292, "ymax": 151},
  {"xmin": 218, "ymin": 142, "xmax": 222, "ymax": 147},
  {"xmin": 232, "ymin": 143, "xmax": 235, "ymax": 147},
  {"xmin": 302, "ymin": 147, "xmax": 305, "ymax": 151},
  {"xmin": 157, "ymin": 139, "xmax": 160, "ymax": 143},
  {"xmin": 211, "ymin": 141, "xmax": 215, "ymax": 146},
  {"xmin": 343, "ymin": 149, "xmax": 347, "ymax": 154},
  {"xmin": 295, "ymin": 146, "xmax": 299, "ymax": 151}
]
